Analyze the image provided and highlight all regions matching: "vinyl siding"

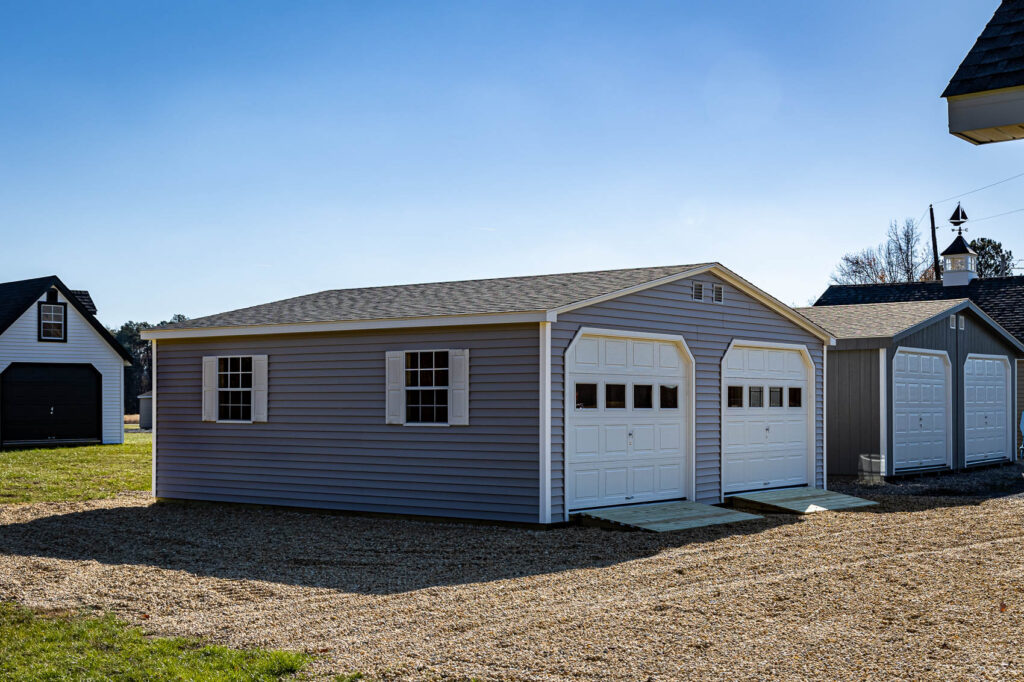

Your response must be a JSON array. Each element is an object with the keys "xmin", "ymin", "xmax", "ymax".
[
  {"xmin": 0, "ymin": 291, "xmax": 124, "ymax": 444},
  {"xmin": 825, "ymin": 349, "xmax": 880, "ymax": 477},
  {"xmin": 552, "ymin": 273, "xmax": 825, "ymax": 511},
  {"xmin": 155, "ymin": 324, "xmax": 541, "ymax": 522}
]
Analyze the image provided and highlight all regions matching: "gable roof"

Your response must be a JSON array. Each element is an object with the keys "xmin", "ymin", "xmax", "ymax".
[
  {"xmin": 797, "ymin": 300, "xmax": 967, "ymax": 339},
  {"xmin": 943, "ymin": 0, "xmax": 1024, "ymax": 98},
  {"xmin": 815, "ymin": 276, "xmax": 1024, "ymax": 344},
  {"xmin": 0, "ymin": 276, "xmax": 132, "ymax": 362},
  {"xmin": 142, "ymin": 263, "xmax": 833, "ymax": 342},
  {"xmin": 799, "ymin": 299, "xmax": 1024, "ymax": 353}
]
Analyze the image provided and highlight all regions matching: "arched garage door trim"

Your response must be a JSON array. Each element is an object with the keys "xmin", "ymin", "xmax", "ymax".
[
  {"xmin": 891, "ymin": 346, "xmax": 953, "ymax": 472},
  {"xmin": 564, "ymin": 327, "xmax": 696, "ymax": 510},
  {"xmin": 720, "ymin": 340, "xmax": 816, "ymax": 501},
  {"xmin": 963, "ymin": 353, "xmax": 1014, "ymax": 465}
]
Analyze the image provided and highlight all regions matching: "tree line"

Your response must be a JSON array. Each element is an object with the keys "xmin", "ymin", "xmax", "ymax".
[
  {"xmin": 831, "ymin": 219, "xmax": 1015, "ymax": 285},
  {"xmin": 108, "ymin": 315, "xmax": 188, "ymax": 414}
]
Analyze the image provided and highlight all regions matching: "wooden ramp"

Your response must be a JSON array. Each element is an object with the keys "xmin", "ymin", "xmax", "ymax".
[
  {"xmin": 729, "ymin": 488, "xmax": 877, "ymax": 515},
  {"xmin": 574, "ymin": 500, "xmax": 762, "ymax": 532}
]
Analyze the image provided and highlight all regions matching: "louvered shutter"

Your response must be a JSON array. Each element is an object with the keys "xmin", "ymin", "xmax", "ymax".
[
  {"xmin": 202, "ymin": 356, "xmax": 218, "ymax": 422},
  {"xmin": 252, "ymin": 355, "xmax": 268, "ymax": 422},
  {"xmin": 448, "ymin": 349, "xmax": 470, "ymax": 425},
  {"xmin": 385, "ymin": 351, "xmax": 405, "ymax": 424}
]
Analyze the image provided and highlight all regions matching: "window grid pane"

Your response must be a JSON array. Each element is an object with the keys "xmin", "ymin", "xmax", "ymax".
[
  {"xmin": 660, "ymin": 385, "xmax": 679, "ymax": 409},
  {"xmin": 788, "ymin": 387, "xmax": 802, "ymax": 408},
  {"xmin": 404, "ymin": 351, "xmax": 450, "ymax": 423},
  {"xmin": 217, "ymin": 356, "xmax": 254, "ymax": 421},
  {"xmin": 40, "ymin": 304, "xmax": 64, "ymax": 339},
  {"xmin": 633, "ymin": 385, "xmax": 653, "ymax": 409},
  {"xmin": 748, "ymin": 386, "xmax": 764, "ymax": 408},
  {"xmin": 769, "ymin": 387, "xmax": 783, "ymax": 407},
  {"xmin": 727, "ymin": 386, "xmax": 743, "ymax": 408}
]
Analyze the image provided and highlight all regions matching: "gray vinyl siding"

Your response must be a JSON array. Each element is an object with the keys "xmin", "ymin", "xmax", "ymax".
[
  {"xmin": 552, "ymin": 273, "xmax": 825, "ymax": 510},
  {"xmin": 155, "ymin": 324, "xmax": 541, "ymax": 522},
  {"xmin": 826, "ymin": 349, "xmax": 880, "ymax": 477}
]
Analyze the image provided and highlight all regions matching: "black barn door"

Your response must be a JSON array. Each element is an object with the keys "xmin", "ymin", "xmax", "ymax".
[{"xmin": 1, "ymin": 363, "xmax": 101, "ymax": 445}]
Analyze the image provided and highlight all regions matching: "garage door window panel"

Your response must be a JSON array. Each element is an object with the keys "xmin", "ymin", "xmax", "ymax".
[
  {"xmin": 659, "ymin": 385, "xmax": 679, "ymax": 409},
  {"xmin": 727, "ymin": 386, "xmax": 744, "ymax": 408},
  {"xmin": 605, "ymin": 384, "xmax": 626, "ymax": 409},
  {"xmin": 633, "ymin": 384, "xmax": 653, "ymax": 409},
  {"xmin": 769, "ymin": 387, "xmax": 783, "ymax": 407},
  {"xmin": 575, "ymin": 383, "xmax": 597, "ymax": 409},
  {"xmin": 788, "ymin": 387, "xmax": 802, "ymax": 407},
  {"xmin": 748, "ymin": 386, "xmax": 764, "ymax": 408}
]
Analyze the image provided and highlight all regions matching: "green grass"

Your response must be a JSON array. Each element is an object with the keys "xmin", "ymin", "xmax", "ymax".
[
  {"xmin": 0, "ymin": 432, "xmax": 151, "ymax": 504},
  {"xmin": 0, "ymin": 602, "xmax": 308, "ymax": 681}
]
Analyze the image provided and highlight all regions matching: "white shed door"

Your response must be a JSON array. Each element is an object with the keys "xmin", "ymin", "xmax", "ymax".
[
  {"xmin": 965, "ymin": 356, "xmax": 1011, "ymax": 464},
  {"xmin": 566, "ymin": 334, "xmax": 689, "ymax": 511},
  {"xmin": 893, "ymin": 350, "xmax": 949, "ymax": 471},
  {"xmin": 722, "ymin": 346, "xmax": 810, "ymax": 494}
]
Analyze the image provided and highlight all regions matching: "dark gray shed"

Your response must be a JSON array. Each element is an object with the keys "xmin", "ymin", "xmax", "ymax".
[{"xmin": 798, "ymin": 300, "xmax": 1024, "ymax": 478}]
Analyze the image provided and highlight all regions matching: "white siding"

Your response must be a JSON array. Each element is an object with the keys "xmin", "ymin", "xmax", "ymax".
[{"xmin": 0, "ymin": 291, "xmax": 126, "ymax": 443}]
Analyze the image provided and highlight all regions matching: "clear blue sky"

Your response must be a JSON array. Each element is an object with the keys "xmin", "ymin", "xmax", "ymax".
[{"xmin": 2, "ymin": 0, "xmax": 1021, "ymax": 328}]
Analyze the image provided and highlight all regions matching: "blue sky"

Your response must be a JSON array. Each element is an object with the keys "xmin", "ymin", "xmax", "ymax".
[{"xmin": 1, "ymin": 0, "xmax": 1021, "ymax": 327}]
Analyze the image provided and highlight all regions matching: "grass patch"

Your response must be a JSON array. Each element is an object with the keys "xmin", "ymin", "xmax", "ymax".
[
  {"xmin": 0, "ymin": 602, "xmax": 307, "ymax": 681},
  {"xmin": 0, "ymin": 432, "xmax": 151, "ymax": 504}
]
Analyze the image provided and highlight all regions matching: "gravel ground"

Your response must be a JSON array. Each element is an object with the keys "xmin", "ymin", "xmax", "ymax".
[{"xmin": 2, "ymin": 465, "xmax": 1024, "ymax": 681}]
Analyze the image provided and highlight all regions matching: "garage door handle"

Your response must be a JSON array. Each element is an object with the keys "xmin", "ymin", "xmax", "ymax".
[{"xmin": 50, "ymin": 407, "xmax": 54, "ymax": 415}]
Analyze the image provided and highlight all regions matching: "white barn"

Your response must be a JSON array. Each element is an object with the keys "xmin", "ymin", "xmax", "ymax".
[{"xmin": 0, "ymin": 276, "xmax": 131, "ymax": 447}]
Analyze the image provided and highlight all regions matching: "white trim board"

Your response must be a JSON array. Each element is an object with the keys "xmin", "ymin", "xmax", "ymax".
[
  {"xmin": 878, "ymin": 348, "xmax": 888, "ymax": 476},
  {"xmin": 538, "ymin": 321, "xmax": 552, "ymax": 524}
]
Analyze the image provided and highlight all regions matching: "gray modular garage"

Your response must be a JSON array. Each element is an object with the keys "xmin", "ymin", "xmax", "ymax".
[
  {"xmin": 798, "ymin": 299, "xmax": 1023, "ymax": 478},
  {"xmin": 143, "ymin": 263, "xmax": 833, "ymax": 524}
]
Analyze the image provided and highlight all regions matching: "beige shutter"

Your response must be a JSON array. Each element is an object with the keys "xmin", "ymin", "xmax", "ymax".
[
  {"xmin": 201, "ymin": 356, "xmax": 218, "ymax": 422},
  {"xmin": 385, "ymin": 351, "xmax": 405, "ymax": 424},
  {"xmin": 252, "ymin": 355, "xmax": 268, "ymax": 422},
  {"xmin": 449, "ymin": 348, "xmax": 470, "ymax": 425}
]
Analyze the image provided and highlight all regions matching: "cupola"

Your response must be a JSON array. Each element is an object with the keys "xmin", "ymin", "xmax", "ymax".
[{"xmin": 941, "ymin": 203, "xmax": 977, "ymax": 286}]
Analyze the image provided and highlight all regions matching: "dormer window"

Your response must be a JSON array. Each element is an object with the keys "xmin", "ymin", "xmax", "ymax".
[{"xmin": 38, "ymin": 301, "xmax": 67, "ymax": 342}]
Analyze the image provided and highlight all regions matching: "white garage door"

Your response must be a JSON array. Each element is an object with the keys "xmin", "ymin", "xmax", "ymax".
[
  {"xmin": 965, "ymin": 355, "xmax": 1012, "ymax": 465},
  {"xmin": 566, "ymin": 332, "xmax": 690, "ymax": 510},
  {"xmin": 893, "ymin": 349, "xmax": 950, "ymax": 471},
  {"xmin": 722, "ymin": 345, "xmax": 810, "ymax": 494}
]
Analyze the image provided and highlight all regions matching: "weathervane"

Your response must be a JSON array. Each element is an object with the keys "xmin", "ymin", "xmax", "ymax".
[{"xmin": 949, "ymin": 202, "xmax": 969, "ymax": 235}]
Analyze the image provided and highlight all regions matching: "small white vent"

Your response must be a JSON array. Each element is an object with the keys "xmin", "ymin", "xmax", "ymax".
[
  {"xmin": 692, "ymin": 282, "xmax": 704, "ymax": 301},
  {"xmin": 712, "ymin": 284, "xmax": 724, "ymax": 303}
]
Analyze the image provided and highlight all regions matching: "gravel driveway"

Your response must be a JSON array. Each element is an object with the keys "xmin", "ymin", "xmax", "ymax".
[{"xmin": 2, "ymin": 465, "xmax": 1023, "ymax": 681}]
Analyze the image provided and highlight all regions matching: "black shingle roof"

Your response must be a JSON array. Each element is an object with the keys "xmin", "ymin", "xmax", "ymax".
[
  {"xmin": 160, "ymin": 264, "xmax": 713, "ymax": 330},
  {"xmin": 943, "ymin": 0, "xmax": 1024, "ymax": 98},
  {"xmin": 815, "ymin": 276, "xmax": 1024, "ymax": 343},
  {"xmin": 0, "ymin": 276, "xmax": 131, "ymax": 361}
]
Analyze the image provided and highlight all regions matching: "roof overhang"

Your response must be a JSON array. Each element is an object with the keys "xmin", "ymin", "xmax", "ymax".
[
  {"xmin": 946, "ymin": 86, "xmax": 1024, "ymax": 145},
  {"xmin": 142, "ymin": 263, "xmax": 835, "ymax": 344}
]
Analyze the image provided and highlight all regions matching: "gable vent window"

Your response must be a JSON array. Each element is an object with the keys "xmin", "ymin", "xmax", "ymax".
[
  {"xmin": 38, "ymin": 302, "xmax": 67, "ymax": 342},
  {"xmin": 692, "ymin": 282, "xmax": 704, "ymax": 301},
  {"xmin": 202, "ymin": 355, "xmax": 268, "ymax": 423},
  {"xmin": 949, "ymin": 316, "xmax": 956, "ymax": 329},
  {"xmin": 386, "ymin": 349, "xmax": 469, "ymax": 426},
  {"xmin": 712, "ymin": 284, "xmax": 724, "ymax": 303}
]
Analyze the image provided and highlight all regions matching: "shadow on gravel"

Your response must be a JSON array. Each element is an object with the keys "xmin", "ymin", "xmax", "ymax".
[
  {"xmin": 0, "ymin": 500, "xmax": 808, "ymax": 594},
  {"xmin": 829, "ymin": 461, "xmax": 1024, "ymax": 514}
]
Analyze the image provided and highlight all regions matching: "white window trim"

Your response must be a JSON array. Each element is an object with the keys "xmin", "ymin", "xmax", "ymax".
[
  {"xmin": 216, "ymin": 355, "xmax": 255, "ymax": 424},
  {"xmin": 39, "ymin": 302, "xmax": 66, "ymax": 341},
  {"xmin": 692, "ymin": 282, "xmax": 704, "ymax": 301},
  {"xmin": 949, "ymin": 316, "xmax": 956, "ymax": 329},
  {"xmin": 403, "ymin": 349, "xmax": 452, "ymax": 427},
  {"xmin": 712, "ymin": 283, "xmax": 725, "ymax": 303}
]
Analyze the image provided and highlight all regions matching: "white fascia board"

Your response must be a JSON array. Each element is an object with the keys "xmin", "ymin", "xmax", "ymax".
[{"xmin": 141, "ymin": 310, "xmax": 549, "ymax": 340}]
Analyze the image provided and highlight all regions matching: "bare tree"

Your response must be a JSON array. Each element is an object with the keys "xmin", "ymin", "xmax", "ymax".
[{"xmin": 831, "ymin": 219, "xmax": 928, "ymax": 285}]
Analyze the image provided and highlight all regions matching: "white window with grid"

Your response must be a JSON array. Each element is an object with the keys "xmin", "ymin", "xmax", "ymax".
[
  {"xmin": 385, "ymin": 349, "xmax": 469, "ymax": 426},
  {"xmin": 39, "ymin": 303, "xmax": 65, "ymax": 340},
  {"xmin": 201, "ymin": 355, "xmax": 268, "ymax": 423}
]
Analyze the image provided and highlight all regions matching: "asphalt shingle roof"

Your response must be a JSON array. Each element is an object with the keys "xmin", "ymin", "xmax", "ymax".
[
  {"xmin": 814, "ymin": 276, "xmax": 1024, "ymax": 343},
  {"xmin": 161, "ymin": 264, "xmax": 713, "ymax": 330},
  {"xmin": 797, "ymin": 300, "xmax": 967, "ymax": 339},
  {"xmin": 943, "ymin": 0, "xmax": 1024, "ymax": 98},
  {"xmin": 0, "ymin": 275, "xmax": 130, "ymax": 361}
]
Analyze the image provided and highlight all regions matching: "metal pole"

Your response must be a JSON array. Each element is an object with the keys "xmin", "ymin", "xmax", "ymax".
[{"xmin": 929, "ymin": 204, "xmax": 941, "ymax": 281}]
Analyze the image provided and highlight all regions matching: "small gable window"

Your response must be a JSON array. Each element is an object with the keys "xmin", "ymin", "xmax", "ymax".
[
  {"xmin": 712, "ymin": 284, "xmax": 724, "ymax": 303},
  {"xmin": 692, "ymin": 282, "xmax": 704, "ymax": 301},
  {"xmin": 38, "ymin": 301, "xmax": 67, "ymax": 342}
]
